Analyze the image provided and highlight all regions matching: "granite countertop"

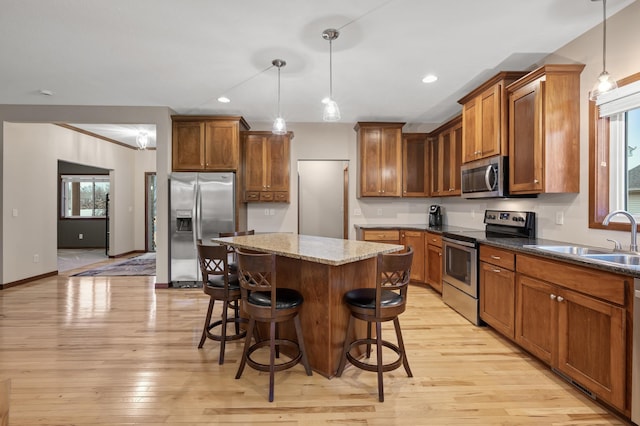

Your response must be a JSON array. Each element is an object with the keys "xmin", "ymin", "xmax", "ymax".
[
  {"xmin": 354, "ymin": 223, "xmax": 475, "ymax": 234},
  {"xmin": 211, "ymin": 233, "xmax": 404, "ymax": 266}
]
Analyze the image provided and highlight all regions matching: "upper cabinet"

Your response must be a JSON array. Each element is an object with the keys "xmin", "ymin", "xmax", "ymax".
[
  {"xmin": 172, "ymin": 116, "xmax": 249, "ymax": 171},
  {"xmin": 458, "ymin": 72, "xmax": 527, "ymax": 163},
  {"xmin": 243, "ymin": 131, "xmax": 292, "ymax": 203},
  {"xmin": 429, "ymin": 115, "xmax": 462, "ymax": 197},
  {"xmin": 507, "ymin": 64, "xmax": 584, "ymax": 195},
  {"xmin": 356, "ymin": 122, "xmax": 404, "ymax": 197},
  {"xmin": 402, "ymin": 133, "xmax": 429, "ymax": 197}
]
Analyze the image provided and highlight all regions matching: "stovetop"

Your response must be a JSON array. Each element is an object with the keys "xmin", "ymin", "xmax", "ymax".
[{"xmin": 443, "ymin": 210, "xmax": 536, "ymax": 244}]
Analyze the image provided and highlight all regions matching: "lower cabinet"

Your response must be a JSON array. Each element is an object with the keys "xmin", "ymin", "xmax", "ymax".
[
  {"xmin": 479, "ymin": 246, "xmax": 515, "ymax": 339},
  {"xmin": 514, "ymin": 253, "xmax": 628, "ymax": 412},
  {"xmin": 401, "ymin": 230, "xmax": 425, "ymax": 283},
  {"xmin": 425, "ymin": 232, "xmax": 442, "ymax": 293},
  {"xmin": 358, "ymin": 229, "xmax": 400, "ymax": 245}
]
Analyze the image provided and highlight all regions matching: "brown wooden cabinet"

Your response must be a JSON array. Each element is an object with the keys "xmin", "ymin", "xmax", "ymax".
[
  {"xmin": 507, "ymin": 64, "xmax": 584, "ymax": 194},
  {"xmin": 356, "ymin": 122, "xmax": 404, "ymax": 197},
  {"xmin": 400, "ymin": 230, "xmax": 425, "ymax": 283},
  {"xmin": 358, "ymin": 229, "xmax": 400, "ymax": 245},
  {"xmin": 424, "ymin": 232, "xmax": 442, "ymax": 293},
  {"xmin": 243, "ymin": 131, "xmax": 292, "ymax": 203},
  {"xmin": 479, "ymin": 245, "xmax": 516, "ymax": 339},
  {"xmin": 458, "ymin": 72, "xmax": 526, "ymax": 163},
  {"xmin": 515, "ymin": 253, "xmax": 627, "ymax": 411},
  {"xmin": 172, "ymin": 116, "xmax": 249, "ymax": 171},
  {"xmin": 402, "ymin": 133, "xmax": 429, "ymax": 197},
  {"xmin": 429, "ymin": 115, "xmax": 462, "ymax": 197}
]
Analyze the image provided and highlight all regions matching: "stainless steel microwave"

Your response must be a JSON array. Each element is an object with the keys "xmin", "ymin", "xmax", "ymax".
[{"xmin": 460, "ymin": 155, "xmax": 506, "ymax": 198}]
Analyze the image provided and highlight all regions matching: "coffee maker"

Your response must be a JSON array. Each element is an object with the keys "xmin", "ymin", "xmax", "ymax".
[{"xmin": 429, "ymin": 205, "xmax": 442, "ymax": 227}]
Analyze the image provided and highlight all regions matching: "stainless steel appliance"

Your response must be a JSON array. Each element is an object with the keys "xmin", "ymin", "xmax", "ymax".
[
  {"xmin": 169, "ymin": 172, "xmax": 236, "ymax": 286},
  {"xmin": 442, "ymin": 210, "xmax": 536, "ymax": 325},
  {"xmin": 633, "ymin": 278, "xmax": 640, "ymax": 424},
  {"xmin": 428, "ymin": 205, "xmax": 442, "ymax": 227},
  {"xmin": 461, "ymin": 155, "xmax": 506, "ymax": 199}
]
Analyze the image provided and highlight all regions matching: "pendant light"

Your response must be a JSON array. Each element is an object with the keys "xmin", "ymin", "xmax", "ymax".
[
  {"xmin": 136, "ymin": 131, "xmax": 149, "ymax": 150},
  {"xmin": 589, "ymin": 0, "xmax": 617, "ymax": 101},
  {"xmin": 272, "ymin": 59, "xmax": 287, "ymax": 135},
  {"xmin": 322, "ymin": 29, "xmax": 341, "ymax": 121}
]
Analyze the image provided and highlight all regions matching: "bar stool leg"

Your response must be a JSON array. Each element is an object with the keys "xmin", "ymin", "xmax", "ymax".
[
  {"xmin": 218, "ymin": 299, "xmax": 229, "ymax": 365},
  {"xmin": 366, "ymin": 321, "xmax": 372, "ymax": 358},
  {"xmin": 336, "ymin": 314, "xmax": 355, "ymax": 376},
  {"xmin": 268, "ymin": 321, "xmax": 277, "ymax": 402},
  {"xmin": 293, "ymin": 315, "xmax": 312, "ymax": 375},
  {"xmin": 376, "ymin": 321, "xmax": 384, "ymax": 402},
  {"xmin": 236, "ymin": 318, "xmax": 255, "ymax": 379},
  {"xmin": 394, "ymin": 317, "xmax": 412, "ymax": 377},
  {"xmin": 198, "ymin": 298, "xmax": 215, "ymax": 349}
]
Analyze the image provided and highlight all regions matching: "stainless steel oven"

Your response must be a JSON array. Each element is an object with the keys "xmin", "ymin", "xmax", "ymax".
[{"xmin": 442, "ymin": 210, "xmax": 536, "ymax": 326}]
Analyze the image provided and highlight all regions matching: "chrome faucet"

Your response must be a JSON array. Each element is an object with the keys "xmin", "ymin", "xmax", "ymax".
[{"xmin": 603, "ymin": 210, "xmax": 638, "ymax": 252}]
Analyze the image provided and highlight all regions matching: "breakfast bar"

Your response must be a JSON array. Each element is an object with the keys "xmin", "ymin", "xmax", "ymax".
[{"xmin": 210, "ymin": 233, "xmax": 404, "ymax": 377}]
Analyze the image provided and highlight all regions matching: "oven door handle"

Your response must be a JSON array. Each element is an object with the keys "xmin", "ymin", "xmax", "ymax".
[{"xmin": 442, "ymin": 236, "xmax": 477, "ymax": 249}]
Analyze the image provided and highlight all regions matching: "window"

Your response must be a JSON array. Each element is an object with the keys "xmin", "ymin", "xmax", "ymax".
[
  {"xmin": 60, "ymin": 175, "xmax": 109, "ymax": 218},
  {"xmin": 589, "ymin": 72, "xmax": 640, "ymax": 229}
]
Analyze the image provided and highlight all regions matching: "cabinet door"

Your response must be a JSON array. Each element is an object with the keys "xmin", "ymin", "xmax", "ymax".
[
  {"xmin": 266, "ymin": 134, "xmax": 289, "ymax": 192},
  {"xmin": 479, "ymin": 85, "xmax": 501, "ymax": 159},
  {"xmin": 380, "ymin": 127, "xmax": 402, "ymax": 196},
  {"xmin": 462, "ymin": 98, "xmax": 478, "ymax": 163},
  {"xmin": 509, "ymin": 80, "xmax": 543, "ymax": 194},
  {"xmin": 172, "ymin": 121, "xmax": 205, "ymax": 171},
  {"xmin": 244, "ymin": 135, "xmax": 266, "ymax": 191},
  {"xmin": 441, "ymin": 131, "xmax": 453, "ymax": 195},
  {"xmin": 515, "ymin": 275, "xmax": 556, "ymax": 365},
  {"xmin": 429, "ymin": 136, "xmax": 442, "ymax": 196},
  {"xmin": 479, "ymin": 262, "xmax": 515, "ymax": 339},
  {"xmin": 401, "ymin": 231, "xmax": 425, "ymax": 282},
  {"xmin": 360, "ymin": 128, "xmax": 382, "ymax": 196},
  {"xmin": 556, "ymin": 289, "xmax": 626, "ymax": 410},
  {"xmin": 449, "ymin": 122, "xmax": 462, "ymax": 195},
  {"xmin": 425, "ymin": 243, "xmax": 442, "ymax": 293},
  {"xmin": 204, "ymin": 120, "xmax": 238, "ymax": 170},
  {"xmin": 402, "ymin": 134, "xmax": 429, "ymax": 197}
]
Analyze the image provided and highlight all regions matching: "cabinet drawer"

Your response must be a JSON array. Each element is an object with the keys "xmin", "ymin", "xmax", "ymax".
[
  {"xmin": 273, "ymin": 192, "xmax": 288, "ymax": 202},
  {"xmin": 425, "ymin": 232, "xmax": 442, "ymax": 247},
  {"xmin": 480, "ymin": 245, "xmax": 514, "ymax": 270},
  {"xmin": 363, "ymin": 230, "xmax": 400, "ymax": 242},
  {"xmin": 244, "ymin": 191, "xmax": 260, "ymax": 201},
  {"xmin": 259, "ymin": 192, "xmax": 274, "ymax": 201}
]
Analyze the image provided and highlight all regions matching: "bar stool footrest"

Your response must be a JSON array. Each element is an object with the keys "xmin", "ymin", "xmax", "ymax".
[
  {"xmin": 205, "ymin": 317, "xmax": 248, "ymax": 342},
  {"xmin": 246, "ymin": 339, "xmax": 303, "ymax": 372},
  {"xmin": 345, "ymin": 338, "xmax": 403, "ymax": 373}
]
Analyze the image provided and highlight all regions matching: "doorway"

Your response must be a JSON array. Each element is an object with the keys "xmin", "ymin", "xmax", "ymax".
[
  {"xmin": 145, "ymin": 172, "xmax": 157, "ymax": 252},
  {"xmin": 298, "ymin": 160, "xmax": 348, "ymax": 239}
]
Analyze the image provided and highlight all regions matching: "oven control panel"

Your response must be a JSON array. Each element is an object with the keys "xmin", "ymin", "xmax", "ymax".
[{"xmin": 484, "ymin": 210, "xmax": 532, "ymax": 228}]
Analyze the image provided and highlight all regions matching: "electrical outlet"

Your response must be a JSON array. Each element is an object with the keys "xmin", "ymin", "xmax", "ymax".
[
  {"xmin": 377, "ymin": 208, "xmax": 383, "ymax": 216},
  {"xmin": 555, "ymin": 211, "xmax": 564, "ymax": 225},
  {"xmin": 354, "ymin": 208, "xmax": 362, "ymax": 216},
  {"xmin": 269, "ymin": 209, "xmax": 275, "ymax": 216},
  {"xmin": 264, "ymin": 209, "xmax": 269, "ymax": 216},
  {"xmin": 79, "ymin": 233, "xmax": 84, "ymax": 240},
  {"xmin": 33, "ymin": 254, "xmax": 39, "ymax": 263},
  {"xmin": 12, "ymin": 208, "xmax": 18, "ymax": 217}
]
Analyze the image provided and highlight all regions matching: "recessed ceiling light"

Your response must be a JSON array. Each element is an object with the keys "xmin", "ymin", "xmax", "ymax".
[
  {"xmin": 217, "ymin": 96, "xmax": 230, "ymax": 103},
  {"xmin": 39, "ymin": 89, "xmax": 54, "ymax": 96},
  {"xmin": 422, "ymin": 74, "xmax": 438, "ymax": 83}
]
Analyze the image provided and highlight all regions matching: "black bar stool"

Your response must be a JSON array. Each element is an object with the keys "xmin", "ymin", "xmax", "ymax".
[
  {"xmin": 336, "ymin": 247, "xmax": 414, "ymax": 402},
  {"xmin": 196, "ymin": 243, "xmax": 247, "ymax": 364},
  {"xmin": 235, "ymin": 250, "xmax": 312, "ymax": 402}
]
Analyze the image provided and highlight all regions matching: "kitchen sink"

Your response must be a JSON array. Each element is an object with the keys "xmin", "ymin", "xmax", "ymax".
[
  {"xmin": 581, "ymin": 253, "xmax": 640, "ymax": 266},
  {"xmin": 524, "ymin": 245, "xmax": 609, "ymax": 255}
]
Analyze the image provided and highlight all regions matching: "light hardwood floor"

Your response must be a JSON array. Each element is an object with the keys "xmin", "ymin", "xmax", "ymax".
[{"xmin": 0, "ymin": 266, "xmax": 631, "ymax": 425}]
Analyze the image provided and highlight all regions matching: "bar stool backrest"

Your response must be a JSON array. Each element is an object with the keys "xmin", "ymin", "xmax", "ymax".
[
  {"xmin": 376, "ymin": 247, "xmax": 413, "ymax": 317},
  {"xmin": 236, "ymin": 251, "xmax": 277, "ymax": 316},
  {"xmin": 197, "ymin": 244, "xmax": 231, "ymax": 292}
]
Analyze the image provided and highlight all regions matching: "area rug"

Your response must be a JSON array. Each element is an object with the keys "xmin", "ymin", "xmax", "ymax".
[{"xmin": 72, "ymin": 253, "xmax": 155, "ymax": 277}]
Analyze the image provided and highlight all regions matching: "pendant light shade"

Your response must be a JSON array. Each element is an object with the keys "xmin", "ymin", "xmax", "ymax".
[
  {"xmin": 136, "ymin": 131, "xmax": 149, "ymax": 150},
  {"xmin": 272, "ymin": 59, "xmax": 287, "ymax": 135},
  {"xmin": 322, "ymin": 29, "xmax": 341, "ymax": 122},
  {"xmin": 589, "ymin": 0, "xmax": 618, "ymax": 101}
]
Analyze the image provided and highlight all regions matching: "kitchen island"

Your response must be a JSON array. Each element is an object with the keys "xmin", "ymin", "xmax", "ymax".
[{"xmin": 211, "ymin": 233, "xmax": 404, "ymax": 377}]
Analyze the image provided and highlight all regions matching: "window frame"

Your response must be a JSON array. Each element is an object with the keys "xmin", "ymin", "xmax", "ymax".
[
  {"xmin": 589, "ymin": 71, "xmax": 640, "ymax": 231},
  {"xmin": 59, "ymin": 173, "xmax": 110, "ymax": 220}
]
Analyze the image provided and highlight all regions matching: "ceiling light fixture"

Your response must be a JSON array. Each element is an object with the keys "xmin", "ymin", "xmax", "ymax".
[
  {"xmin": 422, "ymin": 74, "xmax": 438, "ymax": 83},
  {"xmin": 589, "ymin": 0, "xmax": 617, "ymax": 101},
  {"xmin": 136, "ymin": 131, "xmax": 149, "ymax": 150},
  {"xmin": 322, "ymin": 28, "xmax": 341, "ymax": 122},
  {"xmin": 272, "ymin": 59, "xmax": 287, "ymax": 135},
  {"xmin": 217, "ymin": 96, "xmax": 230, "ymax": 103}
]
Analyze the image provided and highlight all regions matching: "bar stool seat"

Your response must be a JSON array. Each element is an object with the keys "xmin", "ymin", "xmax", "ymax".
[
  {"xmin": 337, "ymin": 247, "xmax": 414, "ymax": 402},
  {"xmin": 235, "ymin": 250, "xmax": 312, "ymax": 402}
]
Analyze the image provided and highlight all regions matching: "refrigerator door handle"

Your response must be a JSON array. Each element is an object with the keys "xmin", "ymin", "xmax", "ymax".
[{"xmin": 193, "ymin": 180, "xmax": 200, "ymax": 244}]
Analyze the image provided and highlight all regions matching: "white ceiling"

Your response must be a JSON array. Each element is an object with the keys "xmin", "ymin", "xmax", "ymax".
[{"xmin": 1, "ymin": 0, "xmax": 636, "ymax": 146}]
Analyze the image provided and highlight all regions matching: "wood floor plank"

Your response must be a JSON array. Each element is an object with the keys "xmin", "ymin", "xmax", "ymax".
[{"xmin": 0, "ymin": 271, "xmax": 631, "ymax": 425}]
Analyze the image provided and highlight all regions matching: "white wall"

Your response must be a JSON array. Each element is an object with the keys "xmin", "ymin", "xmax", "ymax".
[
  {"xmin": 247, "ymin": 1, "xmax": 640, "ymax": 250},
  {"xmin": 2, "ymin": 123, "xmax": 155, "ymax": 283}
]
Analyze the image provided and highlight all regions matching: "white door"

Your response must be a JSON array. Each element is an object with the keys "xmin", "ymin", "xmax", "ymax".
[{"xmin": 298, "ymin": 160, "xmax": 348, "ymax": 239}]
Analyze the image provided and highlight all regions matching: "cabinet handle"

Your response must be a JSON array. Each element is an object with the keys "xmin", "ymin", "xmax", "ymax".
[
  {"xmin": 556, "ymin": 296, "xmax": 564, "ymax": 303},
  {"xmin": 432, "ymin": 238, "xmax": 437, "ymax": 242},
  {"xmin": 550, "ymin": 294, "xmax": 557, "ymax": 300},
  {"xmin": 267, "ymin": 185, "xmax": 270, "ymax": 188},
  {"xmin": 381, "ymin": 190, "xmax": 385, "ymax": 193},
  {"xmin": 490, "ymin": 255, "xmax": 501, "ymax": 260},
  {"xmin": 492, "ymin": 268, "xmax": 501, "ymax": 273},
  {"xmin": 534, "ymin": 179, "xmax": 539, "ymax": 184},
  {"xmin": 438, "ymin": 252, "xmax": 442, "ymax": 257}
]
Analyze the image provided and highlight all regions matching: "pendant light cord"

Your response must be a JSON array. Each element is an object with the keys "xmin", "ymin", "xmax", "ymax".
[
  {"xmin": 329, "ymin": 39, "xmax": 334, "ymax": 99},
  {"xmin": 277, "ymin": 65, "xmax": 281, "ymax": 116},
  {"xmin": 602, "ymin": 0, "xmax": 607, "ymax": 72}
]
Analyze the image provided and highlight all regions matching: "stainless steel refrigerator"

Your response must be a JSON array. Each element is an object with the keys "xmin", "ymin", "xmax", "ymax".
[{"xmin": 169, "ymin": 172, "xmax": 235, "ymax": 286}]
